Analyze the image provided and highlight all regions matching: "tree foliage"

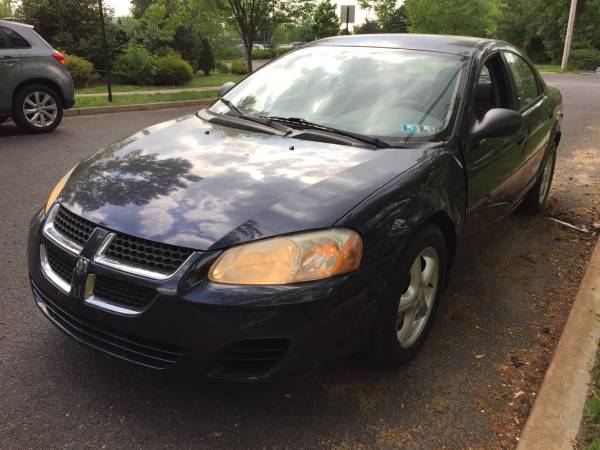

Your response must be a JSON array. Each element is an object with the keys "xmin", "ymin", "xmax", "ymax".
[
  {"xmin": 404, "ymin": 0, "xmax": 499, "ymax": 37},
  {"xmin": 198, "ymin": 38, "xmax": 215, "ymax": 75},
  {"xmin": 358, "ymin": 0, "xmax": 407, "ymax": 32},
  {"xmin": 309, "ymin": 0, "xmax": 340, "ymax": 40},
  {"xmin": 0, "ymin": 0, "xmax": 12, "ymax": 17}
]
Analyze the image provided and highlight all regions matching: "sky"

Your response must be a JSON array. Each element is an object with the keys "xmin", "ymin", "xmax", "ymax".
[{"xmin": 105, "ymin": 0, "xmax": 131, "ymax": 17}]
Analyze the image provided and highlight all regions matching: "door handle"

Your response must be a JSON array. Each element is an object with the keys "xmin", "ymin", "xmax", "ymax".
[{"xmin": 0, "ymin": 56, "xmax": 18, "ymax": 64}]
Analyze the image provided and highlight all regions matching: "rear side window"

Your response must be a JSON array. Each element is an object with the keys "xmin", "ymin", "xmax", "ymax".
[
  {"xmin": 503, "ymin": 52, "xmax": 541, "ymax": 109},
  {"xmin": 0, "ymin": 30, "xmax": 5, "ymax": 49},
  {"xmin": 0, "ymin": 26, "xmax": 31, "ymax": 49}
]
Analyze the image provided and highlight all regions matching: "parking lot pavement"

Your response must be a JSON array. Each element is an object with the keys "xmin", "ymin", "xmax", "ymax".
[{"xmin": 1, "ymin": 75, "xmax": 599, "ymax": 449}]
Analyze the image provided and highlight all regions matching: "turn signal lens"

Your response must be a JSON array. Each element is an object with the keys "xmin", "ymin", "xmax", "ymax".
[
  {"xmin": 45, "ymin": 167, "xmax": 75, "ymax": 213},
  {"xmin": 208, "ymin": 229, "xmax": 362, "ymax": 285}
]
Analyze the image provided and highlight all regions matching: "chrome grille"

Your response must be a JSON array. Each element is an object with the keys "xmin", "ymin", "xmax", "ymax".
[
  {"xmin": 102, "ymin": 234, "xmax": 194, "ymax": 276},
  {"xmin": 92, "ymin": 275, "xmax": 157, "ymax": 311},
  {"xmin": 45, "ymin": 244, "xmax": 76, "ymax": 285},
  {"xmin": 53, "ymin": 206, "xmax": 96, "ymax": 248}
]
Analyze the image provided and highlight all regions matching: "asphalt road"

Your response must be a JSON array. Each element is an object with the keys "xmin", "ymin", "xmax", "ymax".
[{"xmin": 1, "ymin": 74, "xmax": 599, "ymax": 449}]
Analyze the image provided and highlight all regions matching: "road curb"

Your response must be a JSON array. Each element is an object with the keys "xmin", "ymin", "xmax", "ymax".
[
  {"xmin": 517, "ymin": 237, "xmax": 600, "ymax": 449},
  {"xmin": 64, "ymin": 99, "xmax": 216, "ymax": 116}
]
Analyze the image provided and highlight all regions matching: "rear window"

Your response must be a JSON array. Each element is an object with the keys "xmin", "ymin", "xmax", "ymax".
[{"xmin": 0, "ymin": 26, "xmax": 31, "ymax": 49}]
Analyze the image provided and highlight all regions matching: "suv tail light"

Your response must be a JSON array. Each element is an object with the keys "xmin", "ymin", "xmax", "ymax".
[{"xmin": 51, "ymin": 52, "xmax": 67, "ymax": 66}]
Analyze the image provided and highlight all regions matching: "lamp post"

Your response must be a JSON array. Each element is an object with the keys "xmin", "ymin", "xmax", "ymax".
[{"xmin": 98, "ymin": 0, "xmax": 112, "ymax": 102}]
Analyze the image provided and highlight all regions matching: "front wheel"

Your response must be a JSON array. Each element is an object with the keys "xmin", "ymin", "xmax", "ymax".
[
  {"xmin": 12, "ymin": 84, "xmax": 63, "ymax": 133},
  {"xmin": 517, "ymin": 139, "xmax": 557, "ymax": 214},
  {"xmin": 369, "ymin": 223, "xmax": 447, "ymax": 368}
]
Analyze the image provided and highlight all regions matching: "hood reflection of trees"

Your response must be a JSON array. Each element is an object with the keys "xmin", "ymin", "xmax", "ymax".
[{"xmin": 61, "ymin": 149, "xmax": 201, "ymax": 211}]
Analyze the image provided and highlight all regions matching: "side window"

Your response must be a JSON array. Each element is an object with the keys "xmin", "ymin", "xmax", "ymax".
[
  {"xmin": 0, "ymin": 27, "xmax": 31, "ymax": 49},
  {"xmin": 0, "ymin": 29, "xmax": 5, "ymax": 49},
  {"xmin": 473, "ymin": 54, "xmax": 511, "ymax": 120},
  {"xmin": 503, "ymin": 52, "xmax": 541, "ymax": 110}
]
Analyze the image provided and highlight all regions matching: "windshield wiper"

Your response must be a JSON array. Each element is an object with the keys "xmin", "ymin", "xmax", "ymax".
[
  {"xmin": 217, "ymin": 98, "xmax": 292, "ymax": 134},
  {"xmin": 263, "ymin": 116, "xmax": 391, "ymax": 148}
]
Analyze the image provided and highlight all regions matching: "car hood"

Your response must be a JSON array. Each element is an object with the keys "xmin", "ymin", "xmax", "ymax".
[{"xmin": 58, "ymin": 113, "xmax": 430, "ymax": 251}]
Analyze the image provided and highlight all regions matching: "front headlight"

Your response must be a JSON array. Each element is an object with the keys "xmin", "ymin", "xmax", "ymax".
[
  {"xmin": 45, "ymin": 166, "xmax": 75, "ymax": 213},
  {"xmin": 208, "ymin": 228, "xmax": 362, "ymax": 285}
]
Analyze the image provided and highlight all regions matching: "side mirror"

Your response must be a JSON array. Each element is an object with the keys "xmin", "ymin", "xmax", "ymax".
[
  {"xmin": 470, "ymin": 108, "xmax": 523, "ymax": 142},
  {"xmin": 219, "ymin": 81, "xmax": 236, "ymax": 97}
]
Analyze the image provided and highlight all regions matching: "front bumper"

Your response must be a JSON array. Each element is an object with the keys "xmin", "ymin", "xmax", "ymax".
[{"xmin": 28, "ymin": 208, "xmax": 388, "ymax": 381}]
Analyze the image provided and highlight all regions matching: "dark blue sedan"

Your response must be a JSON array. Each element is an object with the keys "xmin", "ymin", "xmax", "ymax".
[{"xmin": 28, "ymin": 34, "xmax": 562, "ymax": 381}]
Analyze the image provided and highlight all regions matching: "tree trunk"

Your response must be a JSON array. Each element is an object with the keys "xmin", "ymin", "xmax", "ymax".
[{"xmin": 244, "ymin": 40, "xmax": 253, "ymax": 73}]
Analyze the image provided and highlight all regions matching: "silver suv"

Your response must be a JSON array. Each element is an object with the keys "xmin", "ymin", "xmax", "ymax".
[{"xmin": 0, "ymin": 20, "xmax": 75, "ymax": 133}]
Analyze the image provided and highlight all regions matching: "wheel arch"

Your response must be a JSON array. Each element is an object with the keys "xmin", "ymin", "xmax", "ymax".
[
  {"xmin": 426, "ymin": 210, "xmax": 457, "ymax": 280},
  {"xmin": 12, "ymin": 78, "xmax": 66, "ymax": 109}
]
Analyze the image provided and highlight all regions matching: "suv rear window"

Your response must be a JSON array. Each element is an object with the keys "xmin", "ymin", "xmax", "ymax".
[{"xmin": 0, "ymin": 26, "xmax": 31, "ymax": 49}]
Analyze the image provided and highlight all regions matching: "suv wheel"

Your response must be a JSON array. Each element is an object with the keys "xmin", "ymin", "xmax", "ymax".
[{"xmin": 12, "ymin": 84, "xmax": 63, "ymax": 133}]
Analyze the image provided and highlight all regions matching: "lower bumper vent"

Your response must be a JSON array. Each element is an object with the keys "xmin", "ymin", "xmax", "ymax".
[{"xmin": 208, "ymin": 338, "xmax": 290, "ymax": 378}]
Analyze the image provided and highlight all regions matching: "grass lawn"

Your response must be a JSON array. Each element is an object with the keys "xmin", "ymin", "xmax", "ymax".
[
  {"xmin": 75, "ymin": 90, "xmax": 218, "ymax": 108},
  {"xmin": 76, "ymin": 72, "xmax": 245, "ymax": 95},
  {"xmin": 583, "ymin": 349, "xmax": 600, "ymax": 449},
  {"xmin": 535, "ymin": 64, "xmax": 578, "ymax": 73}
]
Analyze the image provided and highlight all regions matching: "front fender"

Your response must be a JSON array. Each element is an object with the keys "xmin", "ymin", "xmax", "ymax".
[{"xmin": 336, "ymin": 146, "xmax": 466, "ymax": 272}]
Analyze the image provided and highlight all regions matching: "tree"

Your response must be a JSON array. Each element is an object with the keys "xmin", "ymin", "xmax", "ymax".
[
  {"xmin": 403, "ymin": 0, "xmax": 499, "ymax": 38},
  {"xmin": 16, "ymin": 0, "xmax": 113, "ymax": 53},
  {"xmin": 359, "ymin": 0, "xmax": 407, "ymax": 32},
  {"xmin": 225, "ymin": 0, "xmax": 277, "ymax": 73},
  {"xmin": 310, "ymin": 0, "xmax": 340, "ymax": 40},
  {"xmin": 0, "ymin": 0, "xmax": 12, "ymax": 17},
  {"xmin": 199, "ymin": 38, "xmax": 215, "ymax": 75}
]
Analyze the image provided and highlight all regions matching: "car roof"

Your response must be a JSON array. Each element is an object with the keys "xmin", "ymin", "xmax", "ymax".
[
  {"xmin": 0, "ymin": 19, "xmax": 34, "ymax": 30},
  {"xmin": 311, "ymin": 34, "xmax": 509, "ymax": 57}
]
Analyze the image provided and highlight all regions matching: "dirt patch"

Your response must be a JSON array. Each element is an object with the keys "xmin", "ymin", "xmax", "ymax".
[{"xmin": 484, "ymin": 203, "xmax": 598, "ymax": 448}]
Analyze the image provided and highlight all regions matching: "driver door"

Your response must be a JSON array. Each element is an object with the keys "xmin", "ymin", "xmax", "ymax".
[{"xmin": 462, "ymin": 52, "xmax": 527, "ymax": 233}]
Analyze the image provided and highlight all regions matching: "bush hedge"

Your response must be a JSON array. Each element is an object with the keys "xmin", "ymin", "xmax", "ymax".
[
  {"xmin": 113, "ymin": 44, "xmax": 157, "ymax": 85},
  {"xmin": 154, "ymin": 53, "xmax": 194, "ymax": 85},
  {"xmin": 231, "ymin": 59, "xmax": 249, "ymax": 74},
  {"xmin": 251, "ymin": 47, "xmax": 292, "ymax": 60},
  {"xmin": 65, "ymin": 54, "xmax": 98, "ymax": 87},
  {"xmin": 570, "ymin": 48, "xmax": 600, "ymax": 71},
  {"xmin": 215, "ymin": 60, "xmax": 230, "ymax": 73}
]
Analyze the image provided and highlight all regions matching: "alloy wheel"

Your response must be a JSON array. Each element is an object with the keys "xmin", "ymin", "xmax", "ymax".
[
  {"xmin": 538, "ymin": 150, "xmax": 555, "ymax": 204},
  {"xmin": 396, "ymin": 246, "xmax": 440, "ymax": 348},
  {"xmin": 22, "ymin": 91, "xmax": 58, "ymax": 129}
]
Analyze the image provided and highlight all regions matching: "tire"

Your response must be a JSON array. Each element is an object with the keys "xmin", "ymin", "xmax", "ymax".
[
  {"xmin": 516, "ymin": 138, "xmax": 557, "ymax": 214},
  {"xmin": 12, "ymin": 84, "xmax": 63, "ymax": 133},
  {"xmin": 369, "ymin": 223, "xmax": 447, "ymax": 368}
]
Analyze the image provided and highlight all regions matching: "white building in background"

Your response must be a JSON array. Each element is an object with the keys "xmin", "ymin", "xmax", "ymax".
[{"xmin": 331, "ymin": 0, "xmax": 376, "ymax": 32}]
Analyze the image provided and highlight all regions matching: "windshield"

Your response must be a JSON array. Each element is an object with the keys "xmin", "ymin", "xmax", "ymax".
[{"xmin": 210, "ymin": 46, "xmax": 467, "ymax": 142}]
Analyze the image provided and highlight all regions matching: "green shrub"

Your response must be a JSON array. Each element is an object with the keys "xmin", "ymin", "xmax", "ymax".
[
  {"xmin": 231, "ymin": 59, "xmax": 249, "ymax": 75},
  {"xmin": 154, "ymin": 53, "xmax": 194, "ymax": 85},
  {"xmin": 112, "ymin": 44, "xmax": 157, "ymax": 85},
  {"xmin": 251, "ymin": 47, "xmax": 292, "ymax": 60},
  {"xmin": 199, "ymin": 38, "xmax": 215, "ymax": 75},
  {"xmin": 570, "ymin": 48, "xmax": 600, "ymax": 71},
  {"xmin": 274, "ymin": 47, "xmax": 293, "ymax": 57},
  {"xmin": 215, "ymin": 60, "xmax": 230, "ymax": 73},
  {"xmin": 65, "ymin": 54, "xmax": 98, "ymax": 87},
  {"xmin": 251, "ymin": 48, "xmax": 273, "ymax": 59}
]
